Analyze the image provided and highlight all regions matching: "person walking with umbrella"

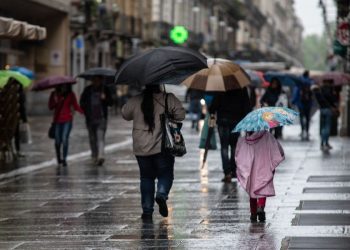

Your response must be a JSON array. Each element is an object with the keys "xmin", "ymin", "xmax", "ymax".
[
  {"xmin": 292, "ymin": 70, "xmax": 313, "ymax": 140},
  {"xmin": 80, "ymin": 75, "xmax": 113, "ymax": 166},
  {"xmin": 182, "ymin": 58, "xmax": 252, "ymax": 183},
  {"xmin": 209, "ymin": 88, "xmax": 252, "ymax": 182},
  {"xmin": 115, "ymin": 46, "xmax": 206, "ymax": 220},
  {"xmin": 14, "ymin": 81, "xmax": 28, "ymax": 157},
  {"xmin": 122, "ymin": 85, "xmax": 185, "ymax": 220},
  {"xmin": 48, "ymin": 84, "xmax": 84, "ymax": 166},
  {"xmin": 312, "ymin": 81, "xmax": 338, "ymax": 150},
  {"xmin": 234, "ymin": 107, "xmax": 297, "ymax": 222},
  {"xmin": 260, "ymin": 78, "xmax": 283, "ymax": 139}
]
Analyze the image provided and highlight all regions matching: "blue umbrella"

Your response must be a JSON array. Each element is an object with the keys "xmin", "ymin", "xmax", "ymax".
[
  {"xmin": 264, "ymin": 71, "xmax": 303, "ymax": 87},
  {"xmin": 233, "ymin": 107, "xmax": 299, "ymax": 132},
  {"xmin": 9, "ymin": 66, "xmax": 35, "ymax": 80}
]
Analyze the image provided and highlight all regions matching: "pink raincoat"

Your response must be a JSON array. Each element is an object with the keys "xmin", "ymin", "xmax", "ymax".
[{"xmin": 235, "ymin": 131, "xmax": 285, "ymax": 198}]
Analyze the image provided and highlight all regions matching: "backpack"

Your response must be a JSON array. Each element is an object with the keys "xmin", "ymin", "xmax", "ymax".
[{"xmin": 300, "ymin": 84, "xmax": 312, "ymax": 104}]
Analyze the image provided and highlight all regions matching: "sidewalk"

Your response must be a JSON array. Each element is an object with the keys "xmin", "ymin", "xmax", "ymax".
[
  {"xmin": 0, "ymin": 114, "xmax": 133, "ymax": 179},
  {"xmin": 0, "ymin": 113, "xmax": 350, "ymax": 249}
]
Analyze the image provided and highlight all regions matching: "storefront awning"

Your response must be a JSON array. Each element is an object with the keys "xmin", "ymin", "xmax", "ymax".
[{"xmin": 0, "ymin": 16, "xmax": 46, "ymax": 40}]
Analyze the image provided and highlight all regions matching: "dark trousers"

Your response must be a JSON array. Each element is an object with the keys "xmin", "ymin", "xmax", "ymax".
[
  {"xmin": 136, "ymin": 153, "xmax": 175, "ymax": 215},
  {"xmin": 87, "ymin": 120, "xmax": 107, "ymax": 159},
  {"xmin": 54, "ymin": 121, "xmax": 72, "ymax": 162},
  {"xmin": 299, "ymin": 106, "xmax": 311, "ymax": 135},
  {"xmin": 271, "ymin": 127, "xmax": 283, "ymax": 139},
  {"xmin": 320, "ymin": 108, "xmax": 332, "ymax": 145},
  {"xmin": 218, "ymin": 125, "xmax": 239, "ymax": 175}
]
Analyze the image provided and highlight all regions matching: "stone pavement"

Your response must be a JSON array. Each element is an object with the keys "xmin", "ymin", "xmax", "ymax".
[
  {"xmin": 0, "ymin": 114, "xmax": 350, "ymax": 249},
  {"xmin": 0, "ymin": 115, "xmax": 133, "ymax": 178}
]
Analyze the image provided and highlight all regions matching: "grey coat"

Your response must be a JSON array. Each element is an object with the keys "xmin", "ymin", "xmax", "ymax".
[{"xmin": 122, "ymin": 92, "xmax": 185, "ymax": 156}]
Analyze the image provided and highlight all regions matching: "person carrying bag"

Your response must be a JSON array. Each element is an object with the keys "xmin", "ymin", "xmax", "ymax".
[
  {"xmin": 122, "ymin": 85, "xmax": 185, "ymax": 221},
  {"xmin": 161, "ymin": 93, "xmax": 186, "ymax": 157},
  {"xmin": 48, "ymin": 84, "xmax": 84, "ymax": 166}
]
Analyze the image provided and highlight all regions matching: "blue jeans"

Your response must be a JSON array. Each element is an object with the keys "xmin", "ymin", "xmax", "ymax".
[
  {"xmin": 320, "ymin": 108, "xmax": 332, "ymax": 145},
  {"xmin": 136, "ymin": 153, "xmax": 175, "ymax": 215},
  {"xmin": 218, "ymin": 125, "xmax": 240, "ymax": 175},
  {"xmin": 54, "ymin": 121, "xmax": 72, "ymax": 162}
]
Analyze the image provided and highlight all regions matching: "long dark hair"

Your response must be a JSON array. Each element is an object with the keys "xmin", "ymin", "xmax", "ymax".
[
  {"xmin": 56, "ymin": 84, "xmax": 72, "ymax": 97},
  {"xmin": 141, "ymin": 85, "xmax": 161, "ymax": 132}
]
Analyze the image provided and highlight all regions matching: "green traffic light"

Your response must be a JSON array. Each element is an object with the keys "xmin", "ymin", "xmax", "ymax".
[{"xmin": 170, "ymin": 26, "xmax": 189, "ymax": 44}]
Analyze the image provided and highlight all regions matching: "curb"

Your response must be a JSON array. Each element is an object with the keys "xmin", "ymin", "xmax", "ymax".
[{"xmin": 0, "ymin": 138, "xmax": 132, "ymax": 181}]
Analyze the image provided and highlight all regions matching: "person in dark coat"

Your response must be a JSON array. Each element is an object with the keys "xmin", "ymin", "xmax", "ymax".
[
  {"xmin": 260, "ymin": 78, "xmax": 283, "ymax": 139},
  {"xmin": 209, "ymin": 87, "xmax": 252, "ymax": 183},
  {"xmin": 292, "ymin": 70, "xmax": 313, "ymax": 140},
  {"xmin": 80, "ymin": 76, "xmax": 113, "ymax": 166},
  {"xmin": 14, "ymin": 82, "xmax": 27, "ymax": 157},
  {"xmin": 312, "ymin": 80, "xmax": 338, "ymax": 150}
]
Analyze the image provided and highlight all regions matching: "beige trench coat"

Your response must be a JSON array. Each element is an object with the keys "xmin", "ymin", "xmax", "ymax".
[{"xmin": 122, "ymin": 92, "xmax": 186, "ymax": 156}]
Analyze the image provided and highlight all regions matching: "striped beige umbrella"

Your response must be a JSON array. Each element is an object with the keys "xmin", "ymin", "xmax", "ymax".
[{"xmin": 182, "ymin": 58, "xmax": 251, "ymax": 91}]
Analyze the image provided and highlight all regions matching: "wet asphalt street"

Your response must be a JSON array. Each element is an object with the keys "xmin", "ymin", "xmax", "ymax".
[{"xmin": 1, "ymin": 114, "xmax": 350, "ymax": 249}]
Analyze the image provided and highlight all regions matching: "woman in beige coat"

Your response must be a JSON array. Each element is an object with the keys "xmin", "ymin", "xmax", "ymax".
[{"xmin": 122, "ymin": 85, "xmax": 185, "ymax": 220}]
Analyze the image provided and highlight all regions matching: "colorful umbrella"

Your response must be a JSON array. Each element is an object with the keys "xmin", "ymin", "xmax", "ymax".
[
  {"xmin": 312, "ymin": 72, "xmax": 350, "ymax": 86},
  {"xmin": 0, "ymin": 70, "xmax": 32, "ymax": 88},
  {"xmin": 9, "ymin": 66, "xmax": 35, "ymax": 79},
  {"xmin": 246, "ymin": 69, "xmax": 270, "ymax": 87},
  {"xmin": 32, "ymin": 76, "xmax": 76, "ymax": 91},
  {"xmin": 233, "ymin": 107, "xmax": 299, "ymax": 132},
  {"xmin": 182, "ymin": 58, "xmax": 250, "ymax": 91}
]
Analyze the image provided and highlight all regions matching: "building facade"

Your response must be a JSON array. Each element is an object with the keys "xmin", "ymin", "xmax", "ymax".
[
  {"xmin": 0, "ymin": 0, "xmax": 71, "ymax": 114},
  {"xmin": 235, "ymin": 0, "xmax": 303, "ymax": 66},
  {"xmin": 0, "ymin": 0, "xmax": 305, "ymax": 113}
]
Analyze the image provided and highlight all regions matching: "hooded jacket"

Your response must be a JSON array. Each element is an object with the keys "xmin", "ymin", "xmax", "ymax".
[{"xmin": 235, "ymin": 131, "xmax": 285, "ymax": 198}]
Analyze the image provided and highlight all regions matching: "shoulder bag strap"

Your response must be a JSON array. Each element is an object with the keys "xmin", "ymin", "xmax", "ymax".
[{"xmin": 164, "ymin": 93, "xmax": 169, "ymax": 115}]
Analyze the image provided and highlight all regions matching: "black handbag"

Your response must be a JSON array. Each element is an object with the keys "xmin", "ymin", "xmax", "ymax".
[
  {"xmin": 48, "ymin": 123, "xmax": 56, "ymax": 139},
  {"xmin": 161, "ymin": 94, "xmax": 186, "ymax": 157}
]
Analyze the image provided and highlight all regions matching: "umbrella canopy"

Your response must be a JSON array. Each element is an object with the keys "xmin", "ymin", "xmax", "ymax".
[
  {"xmin": 264, "ymin": 71, "xmax": 304, "ymax": 87},
  {"xmin": 182, "ymin": 58, "xmax": 250, "ymax": 91},
  {"xmin": 78, "ymin": 67, "xmax": 116, "ymax": 82},
  {"xmin": 233, "ymin": 107, "xmax": 299, "ymax": 132},
  {"xmin": 246, "ymin": 69, "xmax": 270, "ymax": 87},
  {"xmin": 9, "ymin": 66, "xmax": 35, "ymax": 79},
  {"xmin": 114, "ymin": 46, "xmax": 207, "ymax": 86},
  {"xmin": 0, "ymin": 70, "xmax": 32, "ymax": 88},
  {"xmin": 312, "ymin": 72, "xmax": 350, "ymax": 86},
  {"xmin": 32, "ymin": 76, "xmax": 76, "ymax": 91}
]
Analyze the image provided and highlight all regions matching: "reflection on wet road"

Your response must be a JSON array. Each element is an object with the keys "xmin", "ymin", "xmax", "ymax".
[{"xmin": 1, "ymin": 118, "xmax": 350, "ymax": 249}]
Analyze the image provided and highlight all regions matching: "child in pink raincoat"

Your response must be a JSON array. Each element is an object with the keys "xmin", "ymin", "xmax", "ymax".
[{"xmin": 235, "ymin": 130, "xmax": 285, "ymax": 222}]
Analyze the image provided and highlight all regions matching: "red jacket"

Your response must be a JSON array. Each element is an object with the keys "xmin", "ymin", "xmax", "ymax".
[{"xmin": 49, "ymin": 91, "xmax": 84, "ymax": 123}]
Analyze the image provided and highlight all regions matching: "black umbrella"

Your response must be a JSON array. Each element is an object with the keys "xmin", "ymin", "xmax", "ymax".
[
  {"xmin": 78, "ymin": 68, "xmax": 116, "ymax": 83},
  {"xmin": 114, "ymin": 46, "xmax": 207, "ymax": 86}
]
